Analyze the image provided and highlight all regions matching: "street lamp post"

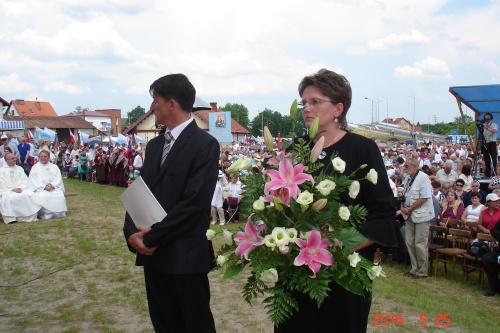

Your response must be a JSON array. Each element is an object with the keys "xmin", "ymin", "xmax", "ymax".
[
  {"xmin": 374, "ymin": 98, "xmax": 381, "ymax": 123},
  {"xmin": 364, "ymin": 97, "xmax": 374, "ymax": 123},
  {"xmin": 407, "ymin": 96, "xmax": 415, "ymax": 132},
  {"xmin": 382, "ymin": 96, "xmax": 388, "ymax": 125}
]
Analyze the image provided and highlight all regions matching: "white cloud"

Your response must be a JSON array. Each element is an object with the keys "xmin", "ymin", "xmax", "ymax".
[
  {"xmin": 367, "ymin": 29, "xmax": 432, "ymax": 52},
  {"xmin": 44, "ymin": 82, "xmax": 91, "ymax": 95},
  {"xmin": 394, "ymin": 56, "xmax": 451, "ymax": 79},
  {"xmin": 0, "ymin": 1, "xmax": 29, "ymax": 16},
  {"xmin": 0, "ymin": 73, "xmax": 35, "ymax": 92}
]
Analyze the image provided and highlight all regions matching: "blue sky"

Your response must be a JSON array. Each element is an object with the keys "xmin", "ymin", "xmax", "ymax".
[{"xmin": 1, "ymin": 0, "xmax": 499, "ymax": 127}]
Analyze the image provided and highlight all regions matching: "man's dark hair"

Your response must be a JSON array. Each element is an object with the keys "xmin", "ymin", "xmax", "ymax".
[
  {"xmin": 485, "ymin": 112, "xmax": 493, "ymax": 120},
  {"xmin": 149, "ymin": 73, "xmax": 196, "ymax": 112}
]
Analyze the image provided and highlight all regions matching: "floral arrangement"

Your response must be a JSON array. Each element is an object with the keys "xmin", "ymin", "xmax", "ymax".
[{"xmin": 207, "ymin": 102, "xmax": 385, "ymax": 325}]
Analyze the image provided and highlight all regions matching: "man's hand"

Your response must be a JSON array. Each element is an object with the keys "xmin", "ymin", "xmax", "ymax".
[
  {"xmin": 44, "ymin": 184, "xmax": 55, "ymax": 191},
  {"xmin": 127, "ymin": 225, "xmax": 158, "ymax": 255},
  {"xmin": 11, "ymin": 188, "xmax": 22, "ymax": 193}
]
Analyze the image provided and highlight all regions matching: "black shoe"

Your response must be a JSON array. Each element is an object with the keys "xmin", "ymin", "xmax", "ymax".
[{"xmin": 483, "ymin": 289, "xmax": 498, "ymax": 297}]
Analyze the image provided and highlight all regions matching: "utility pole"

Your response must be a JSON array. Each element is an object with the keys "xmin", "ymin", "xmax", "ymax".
[
  {"xmin": 382, "ymin": 96, "xmax": 388, "ymax": 125},
  {"xmin": 364, "ymin": 97, "xmax": 374, "ymax": 123}
]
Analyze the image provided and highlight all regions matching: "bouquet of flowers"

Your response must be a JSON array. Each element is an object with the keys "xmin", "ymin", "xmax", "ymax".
[{"xmin": 207, "ymin": 102, "xmax": 385, "ymax": 325}]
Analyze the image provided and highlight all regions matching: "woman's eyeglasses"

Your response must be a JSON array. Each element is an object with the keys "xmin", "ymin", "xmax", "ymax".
[{"xmin": 298, "ymin": 98, "xmax": 335, "ymax": 108}]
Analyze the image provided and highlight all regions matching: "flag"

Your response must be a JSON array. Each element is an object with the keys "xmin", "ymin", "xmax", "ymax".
[
  {"xmin": 127, "ymin": 134, "xmax": 132, "ymax": 150},
  {"xmin": 69, "ymin": 129, "xmax": 76, "ymax": 143},
  {"xmin": 36, "ymin": 126, "xmax": 52, "ymax": 141},
  {"xmin": 117, "ymin": 133, "xmax": 127, "ymax": 145},
  {"xmin": 134, "ymin": 134, "xmax": 144, "ymax": 143},
  {"xmin": 43, "ymin": 127, "xmax": 56, "ymax": 141},
  {"xmin": 54, "ymin": 134, "xmax": 60, "ymax": 152},
  {"xmin": 78, "ymin": 131, "xmax": 89, "ymax": 144}
]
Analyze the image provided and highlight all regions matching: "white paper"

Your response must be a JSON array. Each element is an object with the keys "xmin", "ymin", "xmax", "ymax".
[{"xmin": 120, "ymin": 176, "xmax": 167, "ymax": 228}]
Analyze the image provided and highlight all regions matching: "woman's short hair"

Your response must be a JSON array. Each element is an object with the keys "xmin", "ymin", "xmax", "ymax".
[{"xmin": 470, "ymin": 190, "xmax": 481, "ymax": 200}]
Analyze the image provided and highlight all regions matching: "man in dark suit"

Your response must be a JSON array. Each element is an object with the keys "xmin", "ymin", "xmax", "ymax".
[
  {"xmin": 123, "ymin": 73, "xmax": 219, "ymax": 332},
  {"xmin": 462, "ymin": 180, "xmax": 487, "ymax": 207}
]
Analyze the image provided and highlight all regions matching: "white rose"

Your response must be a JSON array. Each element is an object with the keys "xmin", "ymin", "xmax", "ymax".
[
  {"xmin": 253, "ymin": 199, "xmax": 265, "ymax": 211},
  {"xmin": 332, "ymin": 157, "xmax": 346, "ymax": 173},
  {"xmin": 367, "ymin": 265, "xmax": 386, "ymax": 280},
  {"xmin": 216, "ymin": 255, "xmax": 228, "ymax": 266},
  {"xmin": 366, "ymin": 168, "xmax": 378, "ymax": 185},
  {"xmin": 339, "ymin": 206, "xmax": 351, "ymax": 221},
  {"xmin": 222, "ymin": 229, "xmax": 233, "ymax": 245},
  {"xmin": 206, "ymin": 229, "xmax": 216, "ymax": 240},
  {"xmin": 296, "ymin": 190, "xmax": 314, "ymax": 206},
  {"xmin": 285, "ymin": 228, "xmax": 298, "ymax": 243},
  {"xmin": 316, "ymin": 179, "xmax": 336, "ymax": 196},
  {"xmin": 264, "ymin": 234, "xmax": 277, "ymax": 248},
  {"xmin": 272, "ymin": 227, "xmax": 290, "ymax": 246},
  {"xmin": 260, "ymin": 268, "xmax": 279, "ymax": 284},
  {"xmin": 347, "ymin": 252, "xmax": 361, "ymax": 267},
  {"xmin": 348, "ymin": 181, "xmax": 360, "ymax": 199}
]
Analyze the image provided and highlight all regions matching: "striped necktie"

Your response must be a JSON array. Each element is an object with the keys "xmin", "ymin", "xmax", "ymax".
[{"xmin": 160, "ymin": 131, "xmax": 174, "ymax": 166}]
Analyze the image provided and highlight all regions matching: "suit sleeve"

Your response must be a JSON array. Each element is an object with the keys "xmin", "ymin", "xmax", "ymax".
[{"xmin": 143, "ymin": 137, "xmax": 220, "ymax": 248}]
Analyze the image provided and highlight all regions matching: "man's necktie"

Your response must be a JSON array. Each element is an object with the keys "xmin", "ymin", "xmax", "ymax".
[{"xmin": 161, "ymin": 131, "xmax": 174, "ymax": 166}]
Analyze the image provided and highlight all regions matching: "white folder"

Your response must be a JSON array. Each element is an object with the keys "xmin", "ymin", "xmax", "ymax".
[{"xmin": 120, "ymin": 176, "xmax": 167, "ymax": 228}]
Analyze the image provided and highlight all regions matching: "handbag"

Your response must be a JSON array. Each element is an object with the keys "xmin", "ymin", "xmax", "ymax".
[{"xmin": 469, "ymin": 240, "xmax": 490, "ymax": 259}]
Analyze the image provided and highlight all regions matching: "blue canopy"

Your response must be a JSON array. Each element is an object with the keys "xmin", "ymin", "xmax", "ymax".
[
  {"xmin": 0, "ymin": 120, "xmax": 25, "ymax": 130},
  {"xmin": 449, "ymin": 84, "xmax": 500, "ymax": 117}
]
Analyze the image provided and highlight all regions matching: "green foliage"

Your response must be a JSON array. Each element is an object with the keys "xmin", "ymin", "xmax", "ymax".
[
  {"xmin": 222, "ymin": 103, "xmax": 250, "ymax": 129},
  {"xmin": 127, "ymin": 105, "xmax": 146, "ymax": 125},
  {"xmin": 262, "ymin": 284, "xmax": 299, "ymax": 326}
]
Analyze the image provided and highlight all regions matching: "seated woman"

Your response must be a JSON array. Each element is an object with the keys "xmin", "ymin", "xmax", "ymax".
[
  {"xmin": 439, "ymin": 190, "xmax": 464, "ymax": 226},
  {"xmin": 454, "ymin": 178, "xmax": 466, "ymax": 202},
  {"xmin": 461, "ymin": 191, "xmax": 485, "ymax": 233},
  {"xmin": 487, "ymin": 164, "xmax": 500, "ymax": 191},
  {"xmin": 478, "ymin": 193, "xmax": 500, "ymax": 234},
  {"xmin": 458, "ymin": 164, "xmax": 473, "ymax": 192}
]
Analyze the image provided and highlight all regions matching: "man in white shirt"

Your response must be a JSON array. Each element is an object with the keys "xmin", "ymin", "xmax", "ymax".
[
  {"xmin": 29, "ymin": 150, "xmax": 67, "ymax": 219},
  {"xmin": 0, "ymin": 153, "xmax": 41, "ymax": 223},
  {"xmin": 133, "ymin": 151, "xmax": 143, "ymax": 170},
  {"xmin": 480, "ymin": 112, "xmax": 498, "ymax": 178},
  {"xmin": 436, "ymin": 162, "xmax": 458, "ymax": 184}
]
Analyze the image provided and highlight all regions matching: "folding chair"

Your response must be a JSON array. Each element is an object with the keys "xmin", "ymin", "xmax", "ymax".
[
  {"xmin": 462, "ymin": 233, "xmax": 498, "ymax": 289},
  {"xmin": 225, "ymin": 196, "xmax": 240, "ymax": 224},
  {"xmin": 428, "ymin": 225, "xmax": 448, "ymax": 276},
  {"xmin": 434, "ymin": 228, "xmax": 471, "ymax": 280}
]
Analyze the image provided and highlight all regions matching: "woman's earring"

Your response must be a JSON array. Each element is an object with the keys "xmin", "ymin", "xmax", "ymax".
[{"xmin": 334, "ymin": 118, "xmax": 338, "ymax": 123}]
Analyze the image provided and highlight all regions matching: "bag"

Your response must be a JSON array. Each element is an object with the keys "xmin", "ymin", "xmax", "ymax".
[{"xmin": 469, "ymin": 240, "xmax": 490, "ymax": 259}]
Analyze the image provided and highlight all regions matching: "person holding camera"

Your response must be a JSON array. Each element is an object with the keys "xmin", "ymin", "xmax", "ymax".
[
  {"xmin": 401, "ymin": 157, "xmax": 434, "ymax": 278},
  {"xmin": 480, "ymin": 112, "xmax": 498, "ymax": 178}
]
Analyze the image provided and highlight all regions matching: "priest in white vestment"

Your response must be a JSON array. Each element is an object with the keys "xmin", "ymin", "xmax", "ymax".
[
  {"xmin": 29, "ymin": 150, "xmax": 67, "ymax": 219},
  {"xmin": 0, "ymin": 153, "xmax": 41, "ymax": 223}
]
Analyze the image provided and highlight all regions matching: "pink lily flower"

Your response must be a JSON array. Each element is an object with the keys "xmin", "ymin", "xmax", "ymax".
[
  {"xmin": 265, "ymin": 159, "xmax": 314, "ymax": 199},
  {"xmin": 262, "ymin": 188, "xmax": 291, "ymax": 206},
  {"xmin": 310, "ymin": 136, "xmax": 325, "ymax": 163},
  {"xmin": 294, "ymin": 230, "xmax": 333, "ymax": 278},
  {"xmin": 234, "ymin": 220, "xmax": 265, "ymax": 260}
]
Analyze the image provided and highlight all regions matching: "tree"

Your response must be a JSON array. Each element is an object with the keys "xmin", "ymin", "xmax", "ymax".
[
  {"xmin": 74, "ymin": 106, "xmax": 89, "ymax": 113},
  {"xmin": 127, "ymin": 105, "xmax": 146, "ymax": 126},
  {"xmin": 249, "ymin": 108, "xmax": 306, "ymax": 138},
  {"xmin": 222, "ymin": 103, "xmax": 249, "ymax": 129}
]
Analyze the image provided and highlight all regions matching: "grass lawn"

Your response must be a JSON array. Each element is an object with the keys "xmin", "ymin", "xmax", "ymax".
[{"xmin": 0, "ymin": 179, "xmax": 498, "ymax": 332}]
